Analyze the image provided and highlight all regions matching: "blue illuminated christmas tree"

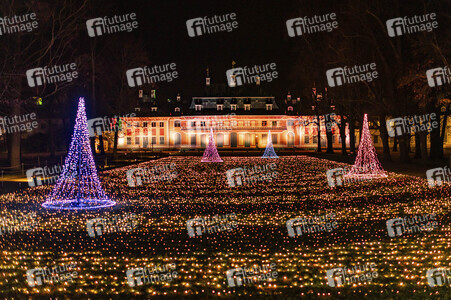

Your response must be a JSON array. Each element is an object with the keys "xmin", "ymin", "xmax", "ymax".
[
  {"xmin": 262, "ymin": 130, "xmax": 278, "ymax": 158},
  {"xmin": 42, "ymin": 97, "xmax": 115, "ymax": 209},
  {"xmin": 201, "ymin": 128, "xmax": 223, "ymax": 162}
]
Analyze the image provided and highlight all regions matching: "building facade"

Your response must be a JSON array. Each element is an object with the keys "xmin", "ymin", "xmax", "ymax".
[{"xmin": 111, "ymin": 96, "xmax": 348, "ymax": 151}]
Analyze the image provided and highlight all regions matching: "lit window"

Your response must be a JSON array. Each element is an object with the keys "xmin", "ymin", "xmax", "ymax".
[{"xmin": 135, "ymin": 137, "xmax": 140, "ymax": 145}]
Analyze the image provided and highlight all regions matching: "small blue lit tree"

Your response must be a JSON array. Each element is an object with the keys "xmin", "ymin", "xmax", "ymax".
[
  {"xmin": 42, "ymin": 97, "xmax": 115, "ymax": 209},
  {"xmin": 262, "ymin": 130, "xmax": 278, "ymax": 158}
]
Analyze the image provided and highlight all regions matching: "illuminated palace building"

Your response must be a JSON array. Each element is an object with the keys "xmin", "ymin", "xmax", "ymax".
[{"xmin": 111, "ymin": 75, "xmax": 351, "ymax": 151}]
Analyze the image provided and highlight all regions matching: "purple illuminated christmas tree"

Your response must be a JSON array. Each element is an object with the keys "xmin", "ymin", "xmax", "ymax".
[
  {"xmin": 262, "ymin": 130, "xmax": 278, "ymax": 158},
  {"xmin": 201, "ymin": 128, "xmax": 223, "ymax": 162},
  {"xmin": 42, "ymin": 97, "xmax": 115, "ymax": 209},
  {"xmin": 344, "ymin": 114, "xmax": 387, "ymax": 179}
]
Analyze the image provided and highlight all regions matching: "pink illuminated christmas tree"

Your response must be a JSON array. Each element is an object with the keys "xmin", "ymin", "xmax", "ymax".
[
  {"xmin": 42, "ymin": 97, "xmax": 116, "ymax": 209},
  {"xmin": 201, "ymin": 128, "xmax": 223, "ymax": 162},
  {"xmin": 344, "ymin": 114, "xmax": 387, "ymax": 179},
  {"xmin": 262, "ymin": 130, "xmax": 278, "ymax": 158}
]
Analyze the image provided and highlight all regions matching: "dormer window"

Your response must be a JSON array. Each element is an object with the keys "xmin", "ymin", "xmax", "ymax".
[
  {"xmin": 244, "ymin": 104, "xmax": 251, "ymax": 111},
  {"xmin": 217, "ymin": 104, "xmax": 224, "ymax": 111},
  {"xmin": 151, "ymin": 107, "xmax": 157, "ymax": 112},
  {"xmin": 266, "ymin": 104, "xmax": 273, "ymax": 111},
  {"xmin": 195, "ymin": 104, "xmax": 202, "ymax": 111},
  {"xmin": 231, "ymin": 104, "xmax": 237, "ymax": 111},
  {"xmin": 288, "ymin": 106, "xmax": 294, "ymax": 112},
  {"xmin": 175, "ymin": 107, "xmax": 180, "ymax": 113}
]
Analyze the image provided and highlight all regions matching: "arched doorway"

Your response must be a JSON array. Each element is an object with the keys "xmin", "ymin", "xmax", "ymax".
[
  {"xmin": 174, "ymin": 133, "xmax": 181, "ymax": 146},
  {"xmin": 217, "ymin": 133, "xmax": 224, "ymax": 147},
  {"xmin": 288, "ymin": 132, "xmax": 295, "ymax": 147},
  {"xmin": 231, "ymin": 132, "xmax": 237, "ymax": 147}
]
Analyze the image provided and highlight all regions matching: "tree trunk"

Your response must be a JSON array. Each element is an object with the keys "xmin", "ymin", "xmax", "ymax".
[
  {"xmin": 419, "ymin": 130, "xmax": 428, "ymax": 161},
  {"xmin": 393, "ymin": 137, "xmax": 398, "ymax": 152},
  {"xmin": 316, "ymin": 115, "xmax": 321, "ymax": 152},
  {"xmin": 349, "ymin": 119, "xmax": 356, "ymax": 154},
  {"xmin": 113, "ymin": 117, "xmax": 119, "ymax": 159},
  {"xmin": 325, "ymin": 116, "xmax": 333, "ymax": 153},
  {"xmin": 399, "ymin": 135, "xmax": 410, "ymax": 163},
  {"xmin": 439, "ymin": 104, "xmax": 449, "ymax": 157},
  {"xmin": 8, "ymin": 101, "xmax": 21, "ymax": 172},
  {"xmin": 339, "ymin": 115, "xmax": 347, "ymax": 156},
  {"xmin": 99, "ymin": 134, "xmax": 105, "ymax": 155},
  {"xmin": 90, "ymin": 137, "xmax": 97, "ymax": 155},
  {"xmin": 414, "ymin": 132, "xmax": 421, "ymax": 159},
  {"xmin": 379, "ymin": 114, "xmax": 391, "ymax": 161},
  {"xmin": 429, "ymin": 106, "xmax": 442, "ymax": 160}
]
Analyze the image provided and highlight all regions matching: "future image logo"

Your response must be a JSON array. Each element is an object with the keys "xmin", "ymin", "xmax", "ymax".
[
  {"xmin": 0, "ymin": 13, "xmax": 38, "ymax": 36},
  {"xmin": 286, "ymin": 13, "xmax": 338, "ymax": 37},
  {"xmin": 186, "ymin": 13, "xmax": 238, "ymax": 37},
  {"xmin": 426, "ymin": 268, "xmax": 451, "ymax": 287},
  {"xmin": 326, "ymin": 264, "xmax": 378, "ymax": 287},
  {"xmin": 87, "ymin": 113, "xmax": 134, "ymax": 137},
  {"xmin": 86, "ymin": 213, "xmax": 138, "ymax": 237},
  {"xmin": 226, "ymin": 63, "xmax": 278, "ymax": 87},
  {"xmin": 26, "ymin": 263, "xmax": 78, "ymax": 287},
  {"xmin": 86, "ymin": 13, "xmax": 138, "ymax": 37},
  {"xmin": 426, "ymin": 67, "xmax": 450, "ymax": 87},
  {"xmin": 386, "ymin": 114, "xmax": 438, "ymax": 137},
  {"xmin": 326, "ymin": 63, "xmax": 378, "ymax": 87},
  {"xmin": 287, "ymin": 213, "xmax": 337, "ymax": 237},
  {"xmin": 386, "ymin": 214, "xmax": 438, "ymax": 237},
  {"xmin": 226, "ymin": 263, "xmax": 278, "ymax": 287},
  {"xmin": 26, "ymin": 63, "xmax": 78, "ymax": 87},
  {"xmin": 426, "ymin": 167, "xmax": 451, "ymax": 187},
  {"xmin": 386, "ymin": 13, "xmax": 438, "ymax": 37},
  {"xmin": 187, "ymin": 213, "xmax": 237, "ymax": 237},
  {"xmin": 126, "ymin": 263, "xmax": 177, "ymax": 287},
  {"xmin": 126, "ymin": 64, "xmax": 178, "ymax": 87}
]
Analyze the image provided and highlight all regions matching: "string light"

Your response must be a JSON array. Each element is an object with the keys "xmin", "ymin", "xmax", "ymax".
[
  {"xmin": 345, "ymin": 114, "xmax": 387, "ymax": 180},
  {"xmin": 262, "ymin": 130, "xmax": 278, "ymax": 158},
  {"xmin": 42, "ymin": 97, "xmax": 116, "ymax": 209},
  {"xmin": 201, "ymin": 128, "xmax": 223, "ymax": 163}
]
